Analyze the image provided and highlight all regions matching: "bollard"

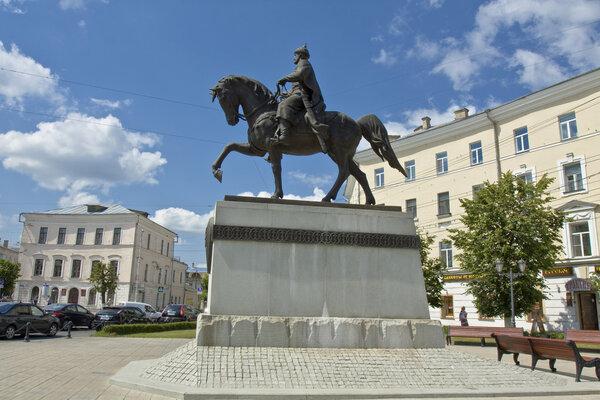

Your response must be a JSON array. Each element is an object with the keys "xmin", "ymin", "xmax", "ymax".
[
  {"xmin": 24, "ymin": 322, "xmax": 30, "ymax": 342},
  {"xmin": 66, "ymin": 321, "xmax": 72, "ymax": 338}
]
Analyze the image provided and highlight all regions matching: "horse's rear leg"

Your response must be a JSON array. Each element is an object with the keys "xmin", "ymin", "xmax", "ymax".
[
  {"xmin": 349, "ymin": 160, "xmax": 376, "ymax": 205},
  {"xmin": 322, "ymin": 157, "xmax": 350, "ymax": 203}
]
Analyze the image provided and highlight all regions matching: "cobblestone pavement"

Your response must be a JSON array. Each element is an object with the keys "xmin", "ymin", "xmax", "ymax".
[{"xmin": 143, "ymin": 342, "xmax": 563, "ymax": 390}]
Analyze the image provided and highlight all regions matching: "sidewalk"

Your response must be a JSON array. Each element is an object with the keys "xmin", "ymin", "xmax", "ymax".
[{"xmin": 1, "ymin": 331, "xmax": 600, "ymax": 399}]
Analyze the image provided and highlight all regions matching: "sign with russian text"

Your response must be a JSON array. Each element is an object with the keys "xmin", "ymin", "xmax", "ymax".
[
  {"xmin": 443, "ymin": 273, "xmax": 473, "ymax": 282},
  {"xmin": 565, "ymin": 278, "xmax": 592, "ymax": 292},
  {"xmin": 543, "ymin": 267, "xmax": 573, "ymax": 277}
]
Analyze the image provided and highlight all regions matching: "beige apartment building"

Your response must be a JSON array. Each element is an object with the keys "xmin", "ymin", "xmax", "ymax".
[
  {"xmin": 14, "ymin": 204, "xmax": 187, "ymax": 311},
  {"xmin": 0, "ymin": 239, "xmax": 19, "ymax": 264},
  {"xmin": 346, "ymin": 68, "xmax": 600, "ymax": 332}
]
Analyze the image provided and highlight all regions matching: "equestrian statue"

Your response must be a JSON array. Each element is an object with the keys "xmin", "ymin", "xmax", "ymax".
[{"xmin": 210, "ymin": 44, "xmax": 407, "ymax": 205}]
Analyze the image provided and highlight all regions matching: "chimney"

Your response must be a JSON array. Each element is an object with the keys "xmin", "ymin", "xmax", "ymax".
[
  {"xmin": 422, "ymin": 116, "xmax": 431, "ymax": 130},
  {"xmin": 454, "ymin": 108, "xmax": 469, "ymax": 120},
  {"xmin": 3, "ymin": 240, "xmax": 8, "ymax": 248}
]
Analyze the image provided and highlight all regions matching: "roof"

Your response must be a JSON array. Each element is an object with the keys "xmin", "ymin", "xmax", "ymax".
[{"xmin": 31, "ymin": 204, "xmax": 147, "ymax": 217}]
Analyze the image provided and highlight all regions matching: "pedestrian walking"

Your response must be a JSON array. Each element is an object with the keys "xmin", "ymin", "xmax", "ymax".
[{"xmin": 459, "ymin": 306, "xmax": 468, "ymax": 326}]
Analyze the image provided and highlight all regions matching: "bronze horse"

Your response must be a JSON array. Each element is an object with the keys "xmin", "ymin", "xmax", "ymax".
[{"xmin": 210, "ymin": 75, "xmax": 406, "ymax": 204}]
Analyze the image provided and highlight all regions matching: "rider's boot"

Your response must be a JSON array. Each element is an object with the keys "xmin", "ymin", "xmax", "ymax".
[{"xmin": 273, "ymin": 119, "xmax": 291, "ymax": 146}]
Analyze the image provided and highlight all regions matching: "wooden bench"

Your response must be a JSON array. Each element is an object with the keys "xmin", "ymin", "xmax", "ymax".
[
  {"xmin": 446, "ymin": 326, "xmax": 523, "ymax": 346},
  {"xmin": 492, "ymin": 334, "xmax": 600, "ymax": 382},
  {"xmin": 566, "ymin": 329, "xmax": 600, "ymax": 345}
]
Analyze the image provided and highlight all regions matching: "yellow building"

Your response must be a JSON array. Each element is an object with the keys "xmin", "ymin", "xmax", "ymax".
[{"xmin": 346, "ymin": 68, "xmax": 600, "ymax": 332}]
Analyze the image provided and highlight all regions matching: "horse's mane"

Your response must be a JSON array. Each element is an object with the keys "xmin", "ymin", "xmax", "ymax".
[{"xmin": 217, "ymin": 75, "xmax": 274, "ymax": 101}]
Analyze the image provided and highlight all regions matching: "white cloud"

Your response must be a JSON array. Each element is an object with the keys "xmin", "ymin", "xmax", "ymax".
[
  {"xmin": 0, "ymin": 0, "xmax": 25, "ymax": 13},
  {"xmin": 287, "ymin": 170, "xmax": 332, "ymax": 187},
  {"xmin": 372, "ymin": 49, "xmax": 397, "ymax": 66},
  {"xmin": 388, "ymin": 15, "xmax": 407, "ymax": 36},
  {"xmin": 58, "ymin": 190, "xmax": 100, "ymax": 208},
  {"xmin": 0, "ymin": 41, "xmax": 65, "ymax": 106},
  {"xmin": 78, "ymin": 19, "xmax": 86, "ymax": 28},
  {"xmin": 237, "ymin": 187, "xmax": 327, "ymax": 202},
  {"xmin": 415, "ymin": 0, "xmax": 600, "ymax": 91},
  {"xmin": 91, "ymin": 97, "xmax": 132, "ymax": 109},
  {"xmin": 150, "ymin": 208, "xmax": 213, "ymax": 234},
  {"xmin": 59, "ymin": 0, "xmax": 85, "ymax": 10},
  {"xmin": 428, "ymin": 0, "xmax": 445, "ymax": 8},
  {"xmin": 0, "ymin": 113, "xmax": 167, "ymax": 197},
  {"xmin": 510, "ymin": 49, "xmax": 567, "ymax": 90}
]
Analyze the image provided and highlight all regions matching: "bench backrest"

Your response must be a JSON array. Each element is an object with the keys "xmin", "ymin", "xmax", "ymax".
[
  {"xmin": 528, "ymin": 337, "xmax": 577, "ymax": 361},
  {"xmin": 493, "ymin": 334, "xmax": 532, "ymax": 354},
  {"xmin": 566, "ymin": 329, "xmax": 600, "ymax": 342},
  {"xmin": 449, "ymin": 326, "xmax": 523, "ymax": 335}
]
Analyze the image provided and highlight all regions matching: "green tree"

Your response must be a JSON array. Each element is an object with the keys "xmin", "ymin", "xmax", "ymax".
[
  {"xmin": 418, "ymin": 230, "xmax": 446, "ymax": 308},
  {"xmin": 88, "ymin": 261, "xmax": 118, "ymax": 305},
  {"xmin": 199, "ymin": 273, "xmax": 209, "ymax": 302},
  {"xmin": 448, "ymin": 172, "xmax": 565, "ymax": 324},
  {"xmin": 0, "ymin": 259, "xmax": 21, "ymax": 297}
]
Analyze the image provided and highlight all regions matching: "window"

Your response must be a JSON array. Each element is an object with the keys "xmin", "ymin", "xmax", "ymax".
[
  {"xmin": 470, "ymin": 141, "xmax": 483, "ymax": 165},
  {"xmin": 405, "ymin": 160, "xmax": 415, "ymax": 181},
  {"xmin": 514, "ymin": 127, "xmax": 529, "ymax": 153},
  {"xmin": 147, "ymin": 233, "xmax": 151, "ymax": 250},
  {"xmin": 374, "ymin": 168, "xmax": 384, "ymax": 187},
  {"xmin": 91, "ymin": 260, "xmax": 101, "ymax": 274},
  {"xmin": 38, "ymin": 227, "xmax": 48, "ymax": 244},
  {"xmin": 515, "ymin": 170, "xmax": 534, "ymax": 184},
  {"xmin": 88, "ymin": 289, "xmax": 96, "ymax": 305},
  {"xmin": 76, "ymin": 228, "xmax": 85, "ymax": 245},
  {"xmin": 158, "ymin": 268, "xmax": 162, "ymax": 282},
  {"xmin": 110, "ymin": 260, "xmax": 119, "ymax": 275},
  {"xmin": 164, "ymin": 270, "xmax": 168, "ymax": 284},
  {"xmin": 166, "ymin": 242, "xmax": 170, "ymax": 257},
  {"xmin": 406, "ymin": 199, "xmax": 417, "ymax": 219},
  {"xmin": 95, "ymin": 228, "xmax": 104, "ymax": 245},
  {"xmin": 71, "ymin": 260, "xmax": 82, "ymax": 278},
  {"xmin": 34, "ymin": 259, "xmax": 44, "ymax": 276},
  {"xmin": 161, "ymin": 240, "xmax": 164, "ymax": 255},
  {"xmin": 570, "ymin": 222, "xmax": 592, "ymax": 257},
  {"xmin": 57, "ymin": 228, "xmax": 66, "ymax": 245},
  {"xmin": 563, "ymin": 162, "xmax": 584, "ymax": 193},
  {"xmin": 441, "ymin": 295, "xmax": 454, "ymax": 318},
  {"xmin": 53, "ymin": 259, "xmax": 63, "ymax": 277},
  {"xmin": 440, "ymin": 241, "xmax": 453, "ymax": 268},
  {"xmin": 437, "ymin": 192, "xmax": 450, "ymax": 216},
  {"xmin": 560, "ymin": 112, "xmax": 577, "ymax": 140},
  {"xmin": 472, "ymin": 184, "xmax": 484, "ymax": 198},
  {"xmin": 436, "ymin": 152, "xmax": 448, "ymax": 174},
  {"xmin": 112, "ymin": 228, "xmax": 121, "ymax": 245},
  {"xmin": 144, "ymin": 264, "xmax": 148, "ymax": 282}
]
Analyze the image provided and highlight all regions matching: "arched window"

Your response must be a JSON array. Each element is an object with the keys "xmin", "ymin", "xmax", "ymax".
[
  {"xmin": 88, "ymin": 288, "xmax": 97, "ymax": 305},
  {"xmin": 31, "ymin": 286, "xmax": 40, "ymax": 303},
  {"xmin": 50, "ymin": 287, "xmax": 59, "ymax": 303}
]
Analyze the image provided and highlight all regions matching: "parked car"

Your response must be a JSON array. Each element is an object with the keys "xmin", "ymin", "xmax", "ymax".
[
  {"xmin": 43, "ymin": 303, "xmax": 95, "ymax": 329},
  {"xmin": 91, "ymin": 306, "xmax": 151, "ymax": 331},
  {"xmin": 118, "ymin": 301, "xmax": 161, "ymax": 322},
  {"xmin": 158, "ymin": 304, "xmax": 201, "ymax": 323},
  {"xmin": 0, "ymin": 302, "xmax": 60, "ymax": 339}
]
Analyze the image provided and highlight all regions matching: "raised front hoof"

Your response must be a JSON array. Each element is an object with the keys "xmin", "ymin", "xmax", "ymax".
[{"xmin": 213, "ymin": 169, "xmax": 223, "ymax": 182}]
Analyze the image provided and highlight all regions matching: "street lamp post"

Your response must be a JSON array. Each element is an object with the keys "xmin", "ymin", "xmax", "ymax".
[{"xmin": 495, "ymin": 259, "xmax": 526, "ymax": 328}]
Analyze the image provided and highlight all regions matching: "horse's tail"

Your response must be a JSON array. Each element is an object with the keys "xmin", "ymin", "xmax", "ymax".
[{"xmin": 356, "ymin": 114, "xmax": 407, "ymax": 177}]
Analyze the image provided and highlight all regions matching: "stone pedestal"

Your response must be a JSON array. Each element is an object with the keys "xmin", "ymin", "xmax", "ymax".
[{"xmin": 200, "ymin": 196, "xmax": 444, "ymax": 348}]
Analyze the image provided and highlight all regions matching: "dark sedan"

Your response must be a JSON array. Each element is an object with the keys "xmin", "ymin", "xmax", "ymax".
[
  {"xmin": 158, "ymin": 304, "xmax": 201, "ymax": 323},
  {"xmin": 43, "ymin": 303, "xmax": 95, "ymax": 329},
  {"xmin": 0, "ymin": 302, "xmax": 60, "ymax": 339},
  {"xmin": 91, "ymin": 306, "xmax": 151, "ymax": 331}
]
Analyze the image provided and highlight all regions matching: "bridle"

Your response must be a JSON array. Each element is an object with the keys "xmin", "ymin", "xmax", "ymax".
[{"xmin": 236, "ymin": 95, "xmax": 277, "ymax": 121}]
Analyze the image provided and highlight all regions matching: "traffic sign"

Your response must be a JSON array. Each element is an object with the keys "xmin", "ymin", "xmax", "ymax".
[
  {"xmin": 197, "ymin": 286, "xmax": 203, "ymax": 294},
  {"xmin": 0, "ymin": 279, "xmax": 4, "ymax": 285},
  {"xmin": 157, "ymin": 285, "xmax": 165, "ymax": 293}
]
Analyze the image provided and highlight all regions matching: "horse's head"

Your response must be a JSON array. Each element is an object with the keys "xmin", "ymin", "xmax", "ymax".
[{"xmin": 211, "ymin": 77, "xmax": 240, "ymax": 126}]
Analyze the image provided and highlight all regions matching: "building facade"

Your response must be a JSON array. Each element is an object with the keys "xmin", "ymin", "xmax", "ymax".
[
  {"xmin": 346, "ymin": 68, "xmax": 600, "ymax": 332},
  {"xmin": 0, "ymin": 239, "xmax": 19, "ymax": 264},
  {"xmin": 14, "ymin": 204, "xmax": 187, "ymax": 311}
]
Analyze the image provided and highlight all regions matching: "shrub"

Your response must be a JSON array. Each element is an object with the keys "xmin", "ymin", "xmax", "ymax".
[{"xmin": 98, "ymin": 321, "xmax": 196, "ymax": 335}]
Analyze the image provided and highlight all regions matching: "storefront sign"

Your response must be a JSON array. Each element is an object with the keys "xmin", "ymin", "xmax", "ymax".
[
  {"xmin": 594, "ymin": 265, "xmax": 600, "ymax": 274},
  {"xmin": 565, "ymin": 278, "xmax": 592, "ymax": 292},
  {"xmin": 444, "ymin": 273, "xmax": 473, "ymax": 282},
  {"xmin": 543, "ymin": 267, "xmax": 573, "ymax": 277}
]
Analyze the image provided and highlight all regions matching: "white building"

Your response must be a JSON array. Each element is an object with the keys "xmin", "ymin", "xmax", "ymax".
[
  {"xmin": 347, "ymin": 68, "xmax": 600, "ymax": 332},
  {"xmin": 15, "ymin": 204, "xmax": 187, "ymax": 311}
]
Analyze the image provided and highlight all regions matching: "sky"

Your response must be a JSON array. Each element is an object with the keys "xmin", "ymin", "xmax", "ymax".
[{"xmin": 1, "ymin": 0, "xmax": 600, "ymax": 270}]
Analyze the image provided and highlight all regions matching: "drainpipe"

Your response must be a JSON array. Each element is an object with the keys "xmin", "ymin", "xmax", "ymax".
[{"xmin": 485, "ymin": 109, "xmax": 502, "ymax": 180}]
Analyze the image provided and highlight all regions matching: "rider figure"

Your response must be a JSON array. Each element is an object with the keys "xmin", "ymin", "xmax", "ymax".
[{"xmin": 274, "ymin": 44, "xmax": 329, "ymax": 153}]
